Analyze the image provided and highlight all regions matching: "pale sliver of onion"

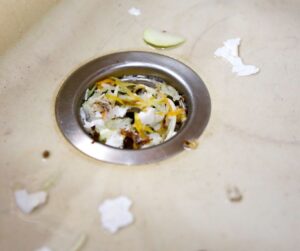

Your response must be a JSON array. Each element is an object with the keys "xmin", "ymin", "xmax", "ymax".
[
  {"xmin": 143, "ymin": 28, "xmax": 185, "ymax": 48},
  {"xmin": 165, "ymin": 99, "xmax": 177, "ymax": 140}
]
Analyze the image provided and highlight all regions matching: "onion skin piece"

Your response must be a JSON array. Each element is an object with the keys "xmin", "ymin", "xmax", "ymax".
[{"xmin": 143, "ymin": 28, "xmax": 185, "ymax": 48}]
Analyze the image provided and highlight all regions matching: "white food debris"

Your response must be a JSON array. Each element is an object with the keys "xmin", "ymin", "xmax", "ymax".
[
  {"xmin": 81, "ymin": 106, "xmax": 104, "ymax": 130},
  {"xmin": 214, "ymin": 38, "xmax": 259, "ymax": 76},
  {"xmin": 109, "ymin": 106, "xmax": 128, "ymax": 118},
  {"xmin": 157, "ymin": 83, "xmax": 181, "ymax": 101},
  {"xmin": 165, "ymin": 99, "xmax": 177, "ymax": 140},
  {"xmin": 98, "ymin": 196, "xmax": 134, "ymax": 233},
  {"xmin": 105, "ymin": 118, "xmax": 132, "ymax": 131},
  {"xmin": 84, "ymin": 89, "xmax": 89, "ymax": 101},
  {"xmin": 80, "ymin": 77, "xmax": 187, "ymax": 149},
  {"xmin": 88, "ymin": 119, "xmax": 104, "ymax": 129},
  {"xmin": 165, "ymin": 118, "xmax": 177, "ymax": 140},
  {"xmin": 128, "ymin": 7, "xmax": 141, "ymax": 16},
  {"xmin": 80, "ymin": 107, "xmax": 87, "ymax": 121},
  {"xmin": 142, "ymin": 133, "xmax": 163, "ymax": 148},
  {"xmin": 105, "ymin": 131, "xmax": 124, "ymax": 148},
  {"xmin": 94, "ymin": 111, "xmax": 102, "ymax": 118},
  {"xmin": 35, "ymin": 246, "xmax": 52, "ymax": 251},
  {"xmin": 138, "ymin": 107, "xmax": 164, "ymax": 126},
  {"xmin": 139, "ymin": 91, "xmax": 153, "ymax": 100},
  {"xmin": 99, "ymin": 128, "xmax": 112, "ymax": 141},
  {"xmin": 15, "ymin": 189, "xmax": 47, "ymax": 214},
  {"xmin": 100, "ymin": 84, "xmax": 115, "ymax": 94}
]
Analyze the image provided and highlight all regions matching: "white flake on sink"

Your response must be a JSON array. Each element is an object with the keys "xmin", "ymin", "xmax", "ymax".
[
  {"xmin": 35, "ymin": 247, "xmax": 52, "ymax": 251},
  {"xmin": 15, "ymin": 189, "xmax": 47, "ymax": 214},
  {"xmin": 214, "ymin": 38, "xmax": 259, "ymax": 76},
  {"xmin": 98, "ymin": 196, "xmax": 134, "ymax": 233},
  {"xmin": 128, "ymin": 7, "xmax": 141, "ymax": 16}
]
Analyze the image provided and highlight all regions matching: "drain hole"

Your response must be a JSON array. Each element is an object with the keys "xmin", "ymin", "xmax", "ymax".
[
  {"xmin": 55, "ymin": 51, "xmax": 211, "ymax": 164},
  {"xmin": 79, "ymin": 75, "xmax": 188, "ymax": 149}
]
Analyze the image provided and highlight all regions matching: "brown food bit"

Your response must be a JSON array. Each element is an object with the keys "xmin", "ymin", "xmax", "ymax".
[
  {"xmin": 92, "ymin": 101, "xmax": 109, "ymax": 117},
  {"xmin": 175, "ymin": 122, "xmax": 182, "ymax": 131},
  {"xmin": 91, "ymin": 131, "xmax": 100, "ymax": 143},
  {"xmin": 226, "ymin": 186, "xmax": 243, "ymax": 202},
  {"xmin": 125, "ymin": 112, "xmax": 135, "ymax": 122},
  {"xmin": 162, "ymin": 117, "xmax": 168, "ymax": 128},
  {"xmin": 183, "ymin": 139, "xmax": 199, "ymax": 150},
  {"xmin": 135, "ymin": 87, "xmax": 145, "ymax": 95},
  {"xmin": 123, "ymin": 136, "xmax": 134, "ymax": 149},
  {"xmin": 126, "ymin": 107, "xmax": 141, "ymax": 123},
  {"xmin": 121, "ymin": 129, "xmax": 138, "ymax": 149},
  {"xmin": 127, "ymin": 107, "xmax": 141, "ymax": 113},
  {"xmin": 121, "ymin": 129, "xmax": 150, "ymax": 149},
  {"xmin": 138, "ymin": 137, "xmax": 150, "ymax": 144},
  {"xmin": 42, "ymin": 150, "xmax": 50, "ymax": 159}
]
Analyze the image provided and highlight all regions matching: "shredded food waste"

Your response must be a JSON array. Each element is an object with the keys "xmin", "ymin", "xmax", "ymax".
[{"xmin": 80, "ymin": 76, "xmax": 187, "ymax": 149}]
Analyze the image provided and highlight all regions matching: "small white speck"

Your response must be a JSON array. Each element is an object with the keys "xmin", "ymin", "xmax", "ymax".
[
  {"xmin": 98, "ymin": 196, "xmax": 134, "ymax": 233},
  {"xmin": 128, "ymin": 7, "xmax": 141, "ymax": 16}
]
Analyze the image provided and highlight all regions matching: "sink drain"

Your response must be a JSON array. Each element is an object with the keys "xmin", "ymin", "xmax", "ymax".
[{"xmin": 55, "ymin": 51, "xmax": 211, "ymax": 165}]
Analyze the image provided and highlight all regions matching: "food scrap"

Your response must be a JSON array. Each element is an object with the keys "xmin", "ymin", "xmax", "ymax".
[
  {"xmin": 35, "ymin": 247, "xmax": 53, "ymax": 251},
  {"xmin": 143, "ymin": 28, "xmax": 185, "ymax": 48},
  {"xmin": 183, "ymin": 139, "xmax": 199, "ymax": 150},
  {"xmin": 42, "ymin": 150, "xmax": 50, "ymax": 159},
  {"xmin": 214, "ymin": 38, "xmax": 259, "ymax": 76},
  {"xmin": 14, "ymin": 189, "xmax": 47, "ymax": 214},
  {"xmin": 98, "ymin": 196, "xmax": 134, "ymax": 233},
  {"xmin": 80, "ymin": 76, "xmax": 187, "ymax": 149},
  {"xmin": 128, "ymin": 7, "xmax": 141, "ymax": 16},
  {"xmin": 226, "ymin": 186, "xmax": 243, "ymax": 202}
]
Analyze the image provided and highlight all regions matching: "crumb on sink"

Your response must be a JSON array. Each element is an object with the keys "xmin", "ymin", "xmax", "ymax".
[
  {"xmin": 42, "ymin": 150, "xmax": 50, "ymax": 159},
  {"xmin": 226, "ymin": 186, "xmax": 243, "ymax": 202}
]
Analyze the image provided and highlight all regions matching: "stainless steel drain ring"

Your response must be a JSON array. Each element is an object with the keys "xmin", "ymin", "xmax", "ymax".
[{"xmin": 55, "ymin": 51, "xmax": 211, "ymax": 165}]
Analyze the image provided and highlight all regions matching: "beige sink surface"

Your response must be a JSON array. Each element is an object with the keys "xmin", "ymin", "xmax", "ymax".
[{"xmin": 0, "ymin": 0, "xmax": 299, "ymax": 250}]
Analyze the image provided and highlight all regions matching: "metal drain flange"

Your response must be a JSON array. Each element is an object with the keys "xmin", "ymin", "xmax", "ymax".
[{"xmin": 55, "ymin": 51, "xmax": 211, "ymax": 165}]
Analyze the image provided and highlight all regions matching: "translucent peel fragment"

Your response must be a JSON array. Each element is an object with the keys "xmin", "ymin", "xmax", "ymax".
[
  {"xmin": 143, "ymin": 28, "xmax": 185, "ymax": 48},
  {"xmin": 15, "ymin": 189, "xmax": 47, "ymax": 214},
  {"xmin": 165, "ymin": 99, "xmax": 177, "ymax": 140},
  {"xmin": 98, "ymin": 196, "xmax": 134, "ymax": 233}
]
